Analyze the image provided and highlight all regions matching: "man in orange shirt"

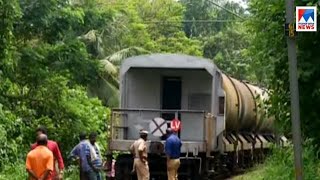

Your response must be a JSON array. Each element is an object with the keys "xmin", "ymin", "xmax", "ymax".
[
  {"xmin": 31, "ymin": 126, "xmax": 64, "ymax": 179},
  {"xmin": 26, "ymin": 134, "xmax": 54, "ymax": 180}
]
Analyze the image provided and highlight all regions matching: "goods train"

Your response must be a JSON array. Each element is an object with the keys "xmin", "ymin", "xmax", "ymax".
[{"xmin": 107, "ymin": 54, "xmax": 288, "ymax": 179}]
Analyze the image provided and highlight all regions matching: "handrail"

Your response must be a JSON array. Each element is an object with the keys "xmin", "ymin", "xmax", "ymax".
[
  {"xmin": 110, "ymin": 108, "xmax": 213, "ymax": 142},
  {"xmin": 112, "ymin": 108, "xmax": 207, "ymax": 114}
]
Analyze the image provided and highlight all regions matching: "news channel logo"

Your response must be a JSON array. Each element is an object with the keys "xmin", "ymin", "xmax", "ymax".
[{"xmin": 296, "ymin": 6, "xmax": 317, "ymax": 32}]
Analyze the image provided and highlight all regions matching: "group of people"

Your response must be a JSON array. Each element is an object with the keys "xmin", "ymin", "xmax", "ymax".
[
  {"xmin": 25, "ymin": 126, "xmax": 112, "ymax": 180},
  {"xmin": 25, "ymin": 125, "xmax": 182, "ymax": 180},
  {"xmin": 130, "ymin": 128, "xmax": 182, "ymax": 180}
]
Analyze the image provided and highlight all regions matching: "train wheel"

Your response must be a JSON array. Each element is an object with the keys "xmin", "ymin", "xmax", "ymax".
[
  {"xmin": 190, "ymin": 159, "xmax": 204, "ymax": 180},
  {"xmin": 115, "ymin": 155, "xmax": 134, "ymax": 180}
]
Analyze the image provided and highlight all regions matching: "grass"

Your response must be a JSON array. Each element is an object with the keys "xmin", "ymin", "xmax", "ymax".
[
  {"xmin": 232, "ymin": 165, "xmax": 267, "ymax": 180},
  {"xmin": 0, "ymin": 163, "xmax": 110, "ymax": 180},
  {"xmin": 0, "ymin": 163, "xmax": 80, "ymax": 180},
  {"xmin": 233, "ymin": 141, "xmax": 320, "ymax": 180}
]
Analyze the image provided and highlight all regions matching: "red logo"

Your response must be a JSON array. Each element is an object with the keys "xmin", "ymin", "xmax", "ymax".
[{"xmin": 170, "ymin": 118, "xmax": 181, "ymax": 132}]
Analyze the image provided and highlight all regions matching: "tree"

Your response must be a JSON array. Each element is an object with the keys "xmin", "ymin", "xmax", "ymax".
[
  {"xmin": 0, "ymin": 0, "xmax": 112, "ymax": 166},
  {"xmin": 203, "ymin": 22, "xmax": 251, "ymax": 80},
  {"xmin": 247, "ymin": 0, "xmax": 320, "ymax": 150},
  {"xmin": 0, "ymin": 0, "xmax": 24, "ymax": 168},
  {"xmin": 180, "ymin": 0, "xmax": 217, "ymax": 37}
]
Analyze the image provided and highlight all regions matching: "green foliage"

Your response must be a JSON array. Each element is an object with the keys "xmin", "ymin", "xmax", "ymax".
[
  {"xmin": 0, "ymin": 162, "xmax": 27, "ymax": 180},
  {"xmin": 245, "ymin": 0, "xmax": 294, "ymax": 143},
  {"xmin": 0, "ymin": 0, "xmax": 111, "ymax": 174},
  {"xmin": 180, "ymin": 0, "xmax": 246, "ymax": 37},
  {"xmin": 0, "ymin": 163, "xmax": 81, "ymax": 180},
  {"xmin": 182, "ymin": 0, "xmax": 252, "ymax": 80},
  {"xmin": 134, "ymin": 0, "xmax": 185, "ymax": 38},
  {"xmin": 8, "ymin": 0, "xmax": 320, "ymax": 177},
  {"xmin": 154, "ymin": 32, "xmax": 203, "ymax": 56},
  {"xmin": 295, "ymin": 1, "xmax": 320, "ymax": 145},
  {"xmin": 180, "ymin": 0, "xmax": 217, "ymax": 37},
  {"xmin": 246, "ymin": 0, "xmax": 286, "ymax": 84},
  {"xmin": 0, "ymin": 0, "xmax": 206, "ymax": 176},
  {"xmin": 105, "ymin": 0, "xmax": 202, "ymax": 55},
  {"xmin": 0, "ymin": 106, "xmax": 26, "ymax": 168},
  {"xmin": 203, "ymin": 22, "xmax": 250, "ymax": 80},
  {"xmin": 235, "ymin": 140, "xmax": 320, "ymax": 180},
  {"xmin": 247, "ymin": 0, "xmax": 320, "ymax": 150},
  {"xmin": 76, "ymin": 0, "xmax": 205, "ymax": 107},
  {"xmin": 0, "ymin": 0, "xmax": 21, "ymax": 77}
]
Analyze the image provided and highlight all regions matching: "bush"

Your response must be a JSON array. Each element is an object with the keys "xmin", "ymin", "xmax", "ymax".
[
  {"xmin": 236, "ymin": 140, "xmax": 320, "ymax": 180},
  {"xmin": 0, "ymin": 163, "xmax": 80, "ymax": 180},
  {"xmin": 0, "ymin": 162, "xmax": 27, "ymax": 180},
  {"xmin": 263, "ymin": 144, "xmax": 319, "ymax": 179},
  {"xmin": 0, "ymin": 85, "xmax": 110, "ymax": 175},
  {"xmin": 0, "ymin": 105, "xmax": 28, "ymax": 170}
]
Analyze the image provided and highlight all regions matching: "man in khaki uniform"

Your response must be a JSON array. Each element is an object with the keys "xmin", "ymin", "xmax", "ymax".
[{"xmin": 130, "ymin": 129, "xmax": 149, "ymax": 180}]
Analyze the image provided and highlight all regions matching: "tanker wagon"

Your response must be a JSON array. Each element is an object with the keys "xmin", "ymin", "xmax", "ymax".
[{"xmin": 107, "ymin": 54, "xmax": 288, "ymax": 179}]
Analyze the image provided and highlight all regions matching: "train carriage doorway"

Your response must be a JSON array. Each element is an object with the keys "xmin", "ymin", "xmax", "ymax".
[{"xmin": 161, "ymin": 76, "xmax": 181, "ymax": 138}]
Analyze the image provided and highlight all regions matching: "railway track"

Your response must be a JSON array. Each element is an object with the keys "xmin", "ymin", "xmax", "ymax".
[
  {"xmin": 145, "ymin": 168, "xmax": 247, "ymax": 180},
  {"xmin": 122, "ymin": 165, "xmax": 253, "ymax": 180},
  {"xmin": 212, "ymin": 170, "xmax": 246, "ymax": 180}
]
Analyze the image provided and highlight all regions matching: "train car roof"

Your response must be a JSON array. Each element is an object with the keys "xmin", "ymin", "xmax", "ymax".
[{"xmin": 120, "ymin": 53, "xmax": 219, "ymax": 76}]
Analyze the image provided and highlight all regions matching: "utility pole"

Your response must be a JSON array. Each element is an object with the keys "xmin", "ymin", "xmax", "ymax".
[{"xmin": 285, "ymin": 0, "xmax": 303, "ymax": 179}]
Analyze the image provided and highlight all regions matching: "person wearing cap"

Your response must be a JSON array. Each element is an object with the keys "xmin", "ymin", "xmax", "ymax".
[
  {"xmin": 165, "ymin": 128, "xmax": 182, "ymax": 180},
  {"xmin": 129, "ymin": 129, "xmax": 150, "ymax": 180}
]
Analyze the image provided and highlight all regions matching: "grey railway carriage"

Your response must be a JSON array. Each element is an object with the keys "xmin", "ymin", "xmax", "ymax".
[{"xmin": 107, "ymin": 54, "xmax": 288, "ymax": 179}]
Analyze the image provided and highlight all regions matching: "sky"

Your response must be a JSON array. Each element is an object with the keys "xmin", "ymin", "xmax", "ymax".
[{"xmin": 229, "ymin": 0, "xmax": 248, "ymax": 9}]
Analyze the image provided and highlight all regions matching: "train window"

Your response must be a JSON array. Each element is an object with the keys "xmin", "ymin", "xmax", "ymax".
[
  {"xmin": 188, "ymin": 93, "xmax": 211, "ymax": 112},
  {"xmin": 218, "ymin": 96, "xmax": 225, "ymax": 115}
]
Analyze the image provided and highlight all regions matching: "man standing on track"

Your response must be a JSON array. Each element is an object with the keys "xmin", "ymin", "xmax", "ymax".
[
  {"xmin": 31, "ymin": 126, "xmax": 65, "ymax": 180},
  {"xmin": 130, "ymin": 129, "xmax": 150, "ymax": 180},
  {"xmin": 165, "ymin": 128, "xmax": 182, "ymax": 180}
]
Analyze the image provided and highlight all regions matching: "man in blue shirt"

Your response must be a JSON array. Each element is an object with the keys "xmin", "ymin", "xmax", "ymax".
[
  {"xmin": 69, "ymin": 132, "xmax": 89, "ymax": 180},
  {"xmin": 165, "ymin": 128, "xmax": 182, "ymax": 180},
  {"xmin": 85, "ymin": 132, "xmax": 103, "ymax": 180},
  {"xmin": 68, "ymin": 132, "xmax": 102, "ymax": 180}
]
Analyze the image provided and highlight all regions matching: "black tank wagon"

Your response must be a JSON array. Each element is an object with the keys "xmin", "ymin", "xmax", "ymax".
[{"xmin": 107, "ymin": 54, "xmax": 288, "ymax": 179}]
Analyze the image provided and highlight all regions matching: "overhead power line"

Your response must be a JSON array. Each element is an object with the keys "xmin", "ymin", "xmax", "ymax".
[
  {"xmin": 141, "ymin": 19, "xmax": 244, "ymax": 24},
  {"xmin": 207, "ymin": 0, "xmax": 245, "ymax": 20}
]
